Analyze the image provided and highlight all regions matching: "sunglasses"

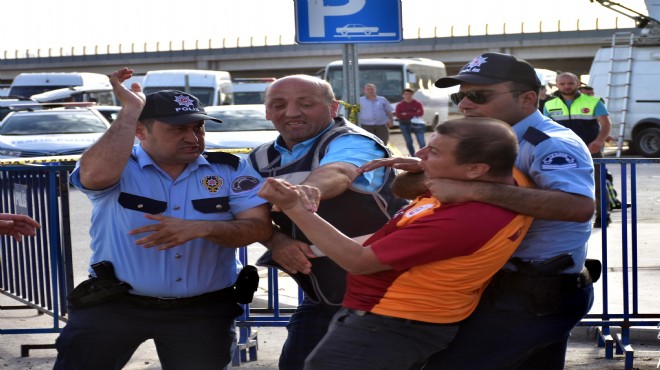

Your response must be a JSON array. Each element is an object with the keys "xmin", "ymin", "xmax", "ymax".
[{"xmin": 450, "ymin": 90, "xmax": 525, "ymax": 105}]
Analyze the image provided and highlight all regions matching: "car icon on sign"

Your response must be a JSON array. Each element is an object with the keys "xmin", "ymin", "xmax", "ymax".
[{"xmin": 336, "ymin": 24, "xmax": 379, "ymax": 36}]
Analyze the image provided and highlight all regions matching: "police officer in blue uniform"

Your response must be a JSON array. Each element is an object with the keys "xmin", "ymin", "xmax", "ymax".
[
  {"xmin": 55, "ymin": 68, "xmax": 272, "ymax": 370},
  {"xmin": 361, "ymin": 53, "xmax": 597, "ymax": 370}
]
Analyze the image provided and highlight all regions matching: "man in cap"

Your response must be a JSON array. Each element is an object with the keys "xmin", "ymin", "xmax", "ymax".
[
  {"xmin": 54, "ymin": 68, "xmax": 272, "ymax": 370},
  {"xmin": 360, "ymin": 53, "xmax": 596, "ymax": 369}
]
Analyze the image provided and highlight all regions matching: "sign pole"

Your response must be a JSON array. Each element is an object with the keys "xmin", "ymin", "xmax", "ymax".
[{"xmin": 342, "ymin": 43, "xmax": 360, "ymax": 107}]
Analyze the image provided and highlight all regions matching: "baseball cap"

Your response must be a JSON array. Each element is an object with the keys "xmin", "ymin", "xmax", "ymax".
[
  {"xmin": 435, "ymin": 53, "xmax": 541, "ymax": 88},
  {"xmin": 138, "ymin": 90, "xmax": 222, "ymax": 125}
]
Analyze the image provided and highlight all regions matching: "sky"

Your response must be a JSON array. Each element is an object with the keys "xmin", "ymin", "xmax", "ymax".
[{"xmin": 2, "ymin": 0, "xmax": 651, "ymax": 54}]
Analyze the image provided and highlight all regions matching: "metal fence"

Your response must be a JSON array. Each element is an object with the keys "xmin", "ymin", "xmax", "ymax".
[
  {"xmin": 0, "ymin": 164, "xmax": 74, "ymax": 356},
  {"xmin": 1, "ymin": 159, "xmax": 659, "ymax": 369}
]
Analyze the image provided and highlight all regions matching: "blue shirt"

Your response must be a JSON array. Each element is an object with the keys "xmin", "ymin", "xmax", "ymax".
[
  {"xmin": 358, "ymin": 96, "xmax": 393, "ymax": 126},
  {"xmin": 511, "ymin": 110, "xmax": 595, "ymax": 273},
  {"xmin": 70, "ymin": 145, "xmax": 267, "ymax": 297},
  {"xmin": 273, "ymin": 122, "xmax": 386, "ymax": 191}
]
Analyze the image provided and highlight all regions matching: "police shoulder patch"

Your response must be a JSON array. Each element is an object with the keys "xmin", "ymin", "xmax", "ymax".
[
  {"xmin": 541, "ymin": 152, "xmax": 578, "ymax": 170},
  {"xmin": 202, "ymin": 175, "xmax": 223, "ymax": 194},
  {"xmin": 232, "ymin": 176, "xmax": 260, "ymax": 192}
]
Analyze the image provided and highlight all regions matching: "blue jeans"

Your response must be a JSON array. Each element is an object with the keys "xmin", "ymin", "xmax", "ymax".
[
  {"xmin": 278, "ymin": 296, "xmax": 341, "ymax": 370},
  {"xmin": 399, "ymin": 122, "xmax": 426, "ymax": 156},
  {"xmin": 422, "ymin": 283, "xmax": 594, "ymax": 370},
  {"xmin": 305, "ymin": 308, "xmax": 459, "ymax": 370},
  {"xmin": 54, "ymin": 299, "xmax": 241, "ymax": 370}
]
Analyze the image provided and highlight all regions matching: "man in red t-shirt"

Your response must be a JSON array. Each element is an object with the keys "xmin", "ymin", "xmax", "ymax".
[
  {"xmin": 258, "ymin": 117, "xmax": 533, "ymax": 370},
  {"xmin": 395, "ymin": 88, "xmax": 426, "ymax": 156}
]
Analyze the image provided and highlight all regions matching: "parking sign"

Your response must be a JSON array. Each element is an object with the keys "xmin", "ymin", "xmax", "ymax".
[{"xmin": 295, "ymin": 0, "xmax": 402, "ymax": 44}]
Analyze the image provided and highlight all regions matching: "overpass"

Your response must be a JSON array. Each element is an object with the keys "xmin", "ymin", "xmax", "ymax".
[{"xmin": 0, "ymin": 27, "xmax": 638, "ymax": 82}]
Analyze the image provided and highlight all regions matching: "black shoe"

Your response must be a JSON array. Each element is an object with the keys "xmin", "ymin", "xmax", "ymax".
[
  {"xmin": 611, "ymin": 202, "xmax": 631, "ymax": 210},
  {"xmin": 594, "ymin": 216, "xmax": 612, "ymax": 228}
]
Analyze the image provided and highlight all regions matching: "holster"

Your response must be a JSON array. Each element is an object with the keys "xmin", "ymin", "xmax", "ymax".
[
  {"xmin": 233, "ymin": 265, "xmax": 259, "ymax": 304},
  {"xmin": 67, "ymin": 261, "xmax": 132, "ymax": 309}
]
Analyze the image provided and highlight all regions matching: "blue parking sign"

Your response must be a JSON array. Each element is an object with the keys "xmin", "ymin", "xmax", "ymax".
[{"xmin": 295, "ymin": 0, "xmax": 402, "ymax": 44}]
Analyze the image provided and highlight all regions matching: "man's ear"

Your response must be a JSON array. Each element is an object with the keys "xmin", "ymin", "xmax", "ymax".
[
  {"xmin": 135, "ymin": 124, "xmax": 147, "ymax": 140},
  {"xmin": 520, "ymin": 90, "xmax": 538, "ymax": 108},
  {"xmin": 465, "ymin": 163, "xmax": 490, "ymax": 179}
]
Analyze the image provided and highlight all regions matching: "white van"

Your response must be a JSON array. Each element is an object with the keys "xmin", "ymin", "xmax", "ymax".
[
  {"xmin": 8, "ymin": 72, "xmax": 110, "ymax": 99},
  {"xmin": 588, "ymin": 40, "xmax": 660, "ymax": 157},
  {"xmin": 232, "ymin": 78, "xmax": 275, "ymax": 105},
  {"xmin": 30, "ymin": 84, "xmax": 117, "ymax": 106},
  {"xmin": 142, "ymin": 69, "xmax": 233, "ymax": 106}
]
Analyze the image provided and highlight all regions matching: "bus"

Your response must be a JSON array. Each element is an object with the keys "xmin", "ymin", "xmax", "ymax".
[
  {"xmin": 323, "ymin": 58, "xmax": 450, "ymax": 128},
  {"xmin": 141, "ymin": 69, "xmax": 233, "ymax": 106}
]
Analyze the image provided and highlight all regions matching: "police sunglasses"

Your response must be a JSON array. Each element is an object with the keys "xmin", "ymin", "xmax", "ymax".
[{"xmin": 450, "ymin": 90, "xmax": 526, "ymax": 105}]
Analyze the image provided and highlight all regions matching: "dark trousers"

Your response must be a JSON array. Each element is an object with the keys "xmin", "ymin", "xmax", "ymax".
[
  {"xmin": 54, "ymin": 299, "xmax": 242, "ymax": 370},
  {"xmin": 278, "ymin": 296, "xmax": 341, "ymax": 370},
  {"xmin": 593, "ymin": 151, "xmax": 609, "ymax": 220},
  {"xmin": 399, "ymin": 121, "xmax": 427, "ymax": 156},
  {"xmin": 305, "ymin": 308, "xmax": 459, "ymax": 370},
  {"xmin": 422, "ymin": 282, "xmax": 594, "ymax": 370},
  {"xmin": 361, "ymin": 124, "xmax": 390, "ymax": 145}
]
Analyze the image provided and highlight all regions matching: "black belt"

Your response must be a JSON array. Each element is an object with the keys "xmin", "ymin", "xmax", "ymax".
[
  {"xmin": 123, "ymin": 287, "xmax": 235, "ymax": 310},
  {"xmin": 348, "ymin": 309, "xmax": 458, "ymax": 326},
  {"xmin": 490, "ymin": 267, "xmax": 593, "ymax": 293}
]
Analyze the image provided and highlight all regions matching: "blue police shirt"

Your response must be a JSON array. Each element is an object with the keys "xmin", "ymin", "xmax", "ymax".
[
  {"xmin": 70, "ymin": 145, "xmax": 267, "ymax": 297},
  {"xmin": 512, "ymin": 110, "xmax": 595, "ymax": 274},
  {"xmin": 273, "ymin": 122, "xmax": 386, "ymax": 191}
]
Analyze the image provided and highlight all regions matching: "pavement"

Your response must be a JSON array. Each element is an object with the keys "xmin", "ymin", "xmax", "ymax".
[{"xmin": 2, "ymin": 133, "xmax": 660, "ymax": 369}]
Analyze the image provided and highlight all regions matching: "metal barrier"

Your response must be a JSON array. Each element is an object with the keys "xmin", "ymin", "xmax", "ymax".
[
  {"xmin": 0, "ymin": 164, "xmax": 74, "ymax": 355},
  {"xmin": 2, "ymin": 159, "xmax": 659, "ymax": 369},
  {"xmin": 579, "ymin": 158, "xmax": 660, "ymax": 370}
]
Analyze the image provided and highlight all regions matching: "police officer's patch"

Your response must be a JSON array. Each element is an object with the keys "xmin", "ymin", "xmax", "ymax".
[
  {"xmin": 202, "ymin": 175, "xmax": 223, "ymax": 194},
  {"xmin": 232, "ymin": 176, "xmax": 259, "ymax": 192},
  {"xmin": 541, "ymin": 152, "xmax": 578, "ymax": 170}
]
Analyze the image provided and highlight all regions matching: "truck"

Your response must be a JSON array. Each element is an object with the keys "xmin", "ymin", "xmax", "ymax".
[
  {"xmin": 8, "ymin": 72, "xmax": 110, "ymax": 99},
  {"xmin": 588, "ymin": 0, "xmax": 660, "ymax": 157},
  {"xmin": 141, "ymin": 69, "xmax": 233, "ymax": 106}
]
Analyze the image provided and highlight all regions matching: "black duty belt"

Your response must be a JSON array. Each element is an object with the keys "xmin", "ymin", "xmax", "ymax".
[
  {"xmin": 490, "ymin": 267, "xmax": 593, "ymax": 293},
  {"xmin": 123, "ymin": 287, "xmax": 235, "ymax": 310}
]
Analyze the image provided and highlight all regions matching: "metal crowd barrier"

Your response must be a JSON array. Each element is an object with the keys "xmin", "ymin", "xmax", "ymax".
[
  {"xmin": 2, "ymin": 158, "xmax": 659, "ymax": 369},
  {"xmin": 578, "ymin": 158, "xmax": 660, "ymax": 370},
  {"xmin": 0, "ymin": 163, "xmax": 75, "ymax": 356}
]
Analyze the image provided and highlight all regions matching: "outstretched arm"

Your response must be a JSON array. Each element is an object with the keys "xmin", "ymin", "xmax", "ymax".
[
  {"xmin": 128, "ymin": 204, "xmax": 272, "ymax": 250},
  {"xmin": 426, "ymin": 178, "xmax": 594, "ymax": 222},
  {"xmin": 78, "ymin": 68, "xmax": 145, "ymax": 190},
  {"xmin": 258, "ymin": 178, "xmax": 389, "ymax": 274},
  {"xmin": 0, "ymin": 213, "xmax": 41, "ymax": 241}
]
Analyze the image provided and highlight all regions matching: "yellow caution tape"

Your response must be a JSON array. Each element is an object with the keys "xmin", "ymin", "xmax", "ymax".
[{"xmin": 0, "ymin": 148, "xmax": 254, "ymax": 166}]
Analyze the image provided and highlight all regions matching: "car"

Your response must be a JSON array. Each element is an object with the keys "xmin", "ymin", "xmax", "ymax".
[
  {"xmin": 203, "ymin": 104, "xmax": 278, "ymax": 156},
  {"xmin": 0, "ymin": 106, "xmax": 110, "ymax": 158},
  {"xmin": 92, "ymin": 105, "xmax": 121, "ymax": 124},
  {"xmin": 336, "ymin": 24, "xmax": 379, "ymax": 35},
  {"xmin": 0, "ymin": 96, "xmax": 37, "ymax": 122}
]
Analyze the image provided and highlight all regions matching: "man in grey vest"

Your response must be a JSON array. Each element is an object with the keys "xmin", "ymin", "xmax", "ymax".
[{"xmin": 248, "ymin": 75, "xmax": 405, "ymax": 370}]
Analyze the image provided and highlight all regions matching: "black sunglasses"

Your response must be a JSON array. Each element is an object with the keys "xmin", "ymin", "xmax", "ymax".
[{"xmin": 450, "ymin": 90, "xmax": 525, "ymax": 105}]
